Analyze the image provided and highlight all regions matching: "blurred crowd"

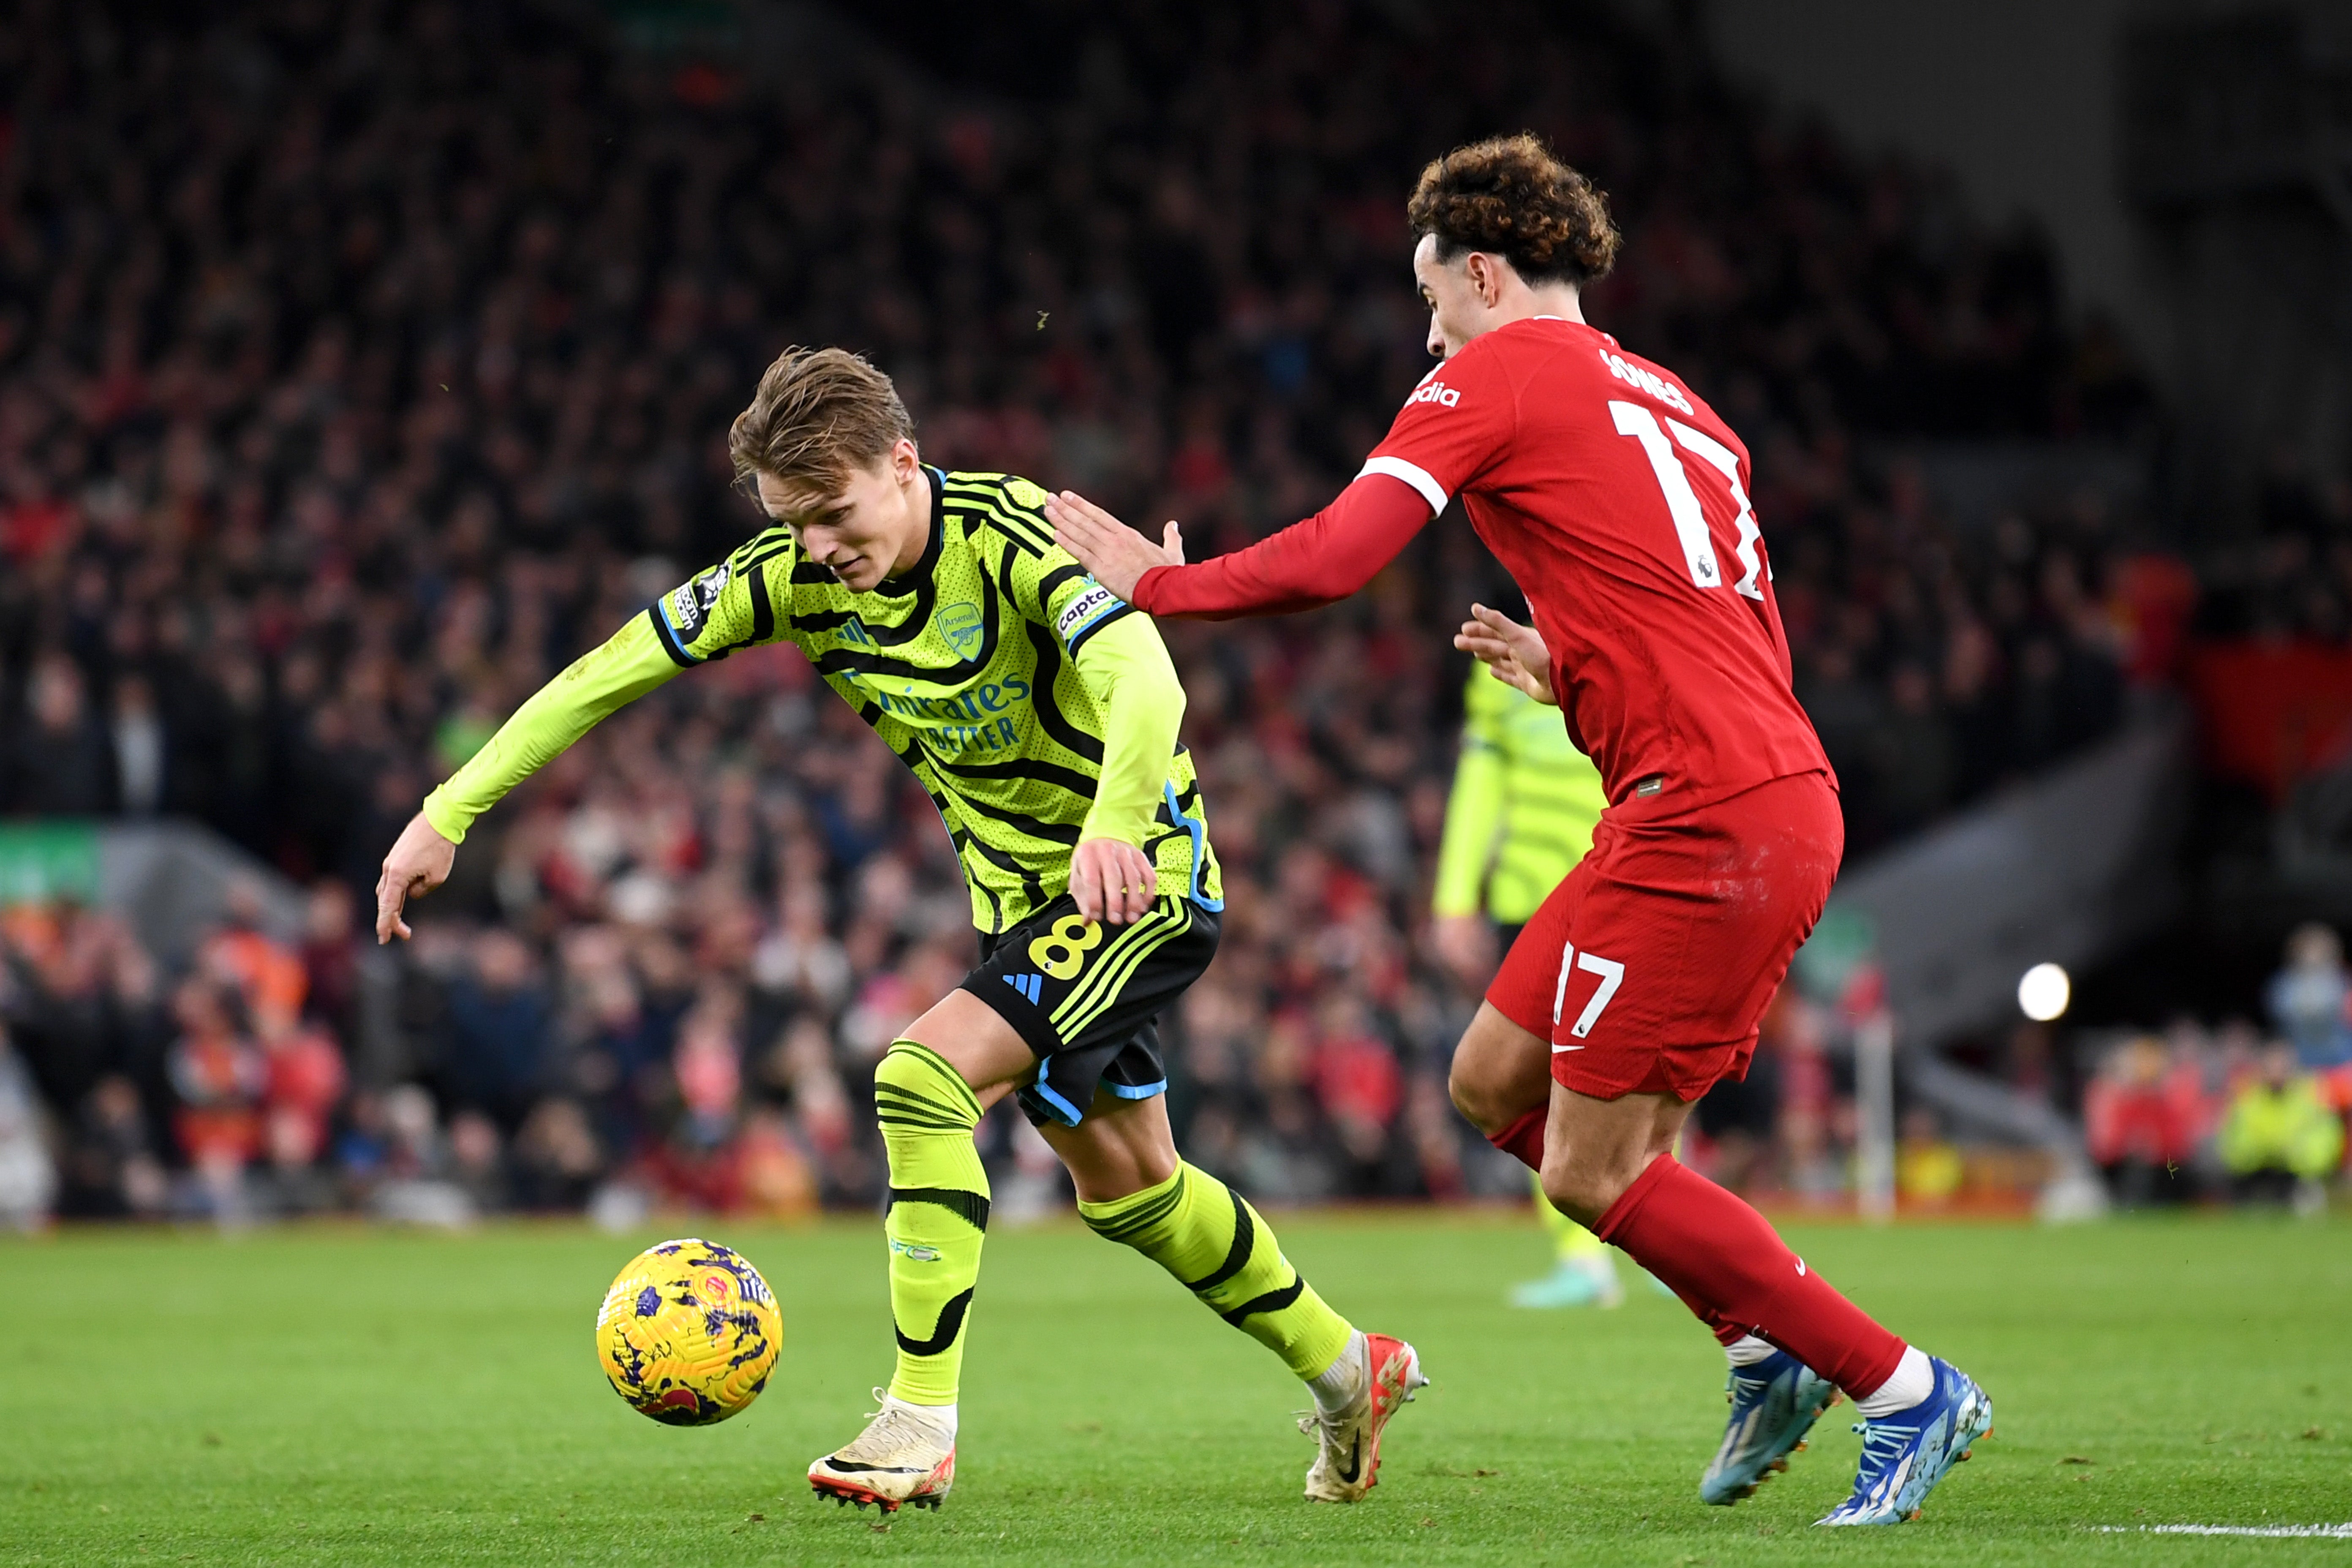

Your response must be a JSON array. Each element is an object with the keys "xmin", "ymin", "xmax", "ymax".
[
  {"xmin": 0, "ymin": 0, "xmax": 2310, "ymax": 1225},
  {"xmin": 2072, "ymin": 924, "xmax": 2352, "ymax": 1217},
  {"xmin": 2193, "ymin": 450, "xmax": 2352, "ymax": 643}
]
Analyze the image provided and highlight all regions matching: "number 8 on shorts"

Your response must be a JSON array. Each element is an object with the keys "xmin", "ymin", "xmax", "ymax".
[{"xmin": 1027, "ymin": 914, "xmax": 1105, "ymax": 980}]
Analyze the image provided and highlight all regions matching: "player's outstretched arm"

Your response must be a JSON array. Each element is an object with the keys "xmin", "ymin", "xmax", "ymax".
[
  {"xmin": 1453, "ymin": 602, "xmax": 1556, "ymax": 706},
  {"xmin": 373, "ymin": 613, "xmax": 683, "ymax": 943},
  {"xmin": 1040, "ymin": 494, "xmax": 1184, "ymax": 603},
  {"xmin": 1048, "ymin": 473, "xmax": 1433, "ymax": 621}
]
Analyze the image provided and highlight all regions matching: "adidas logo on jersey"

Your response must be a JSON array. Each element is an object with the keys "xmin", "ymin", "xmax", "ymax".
[
  {"xmin": 1408, "ymin": 379, "xmax": 1462, "ymax": 408},
  {"xmin": 1598, "ymin": 348, "xmax": 1695, "ymax": 415},
  {"xmin": 1004, "ymin": 973, "xmax": 1044, "ymax": 1004}
]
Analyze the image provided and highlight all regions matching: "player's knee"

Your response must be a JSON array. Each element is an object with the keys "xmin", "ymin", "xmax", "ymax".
[
  {"xmin": 871, "ymin": 1042, "xmax": 922, "ymax": 1098},
  {"xmin": 1539, "ymin": 1156, "xmax": 1630, "ymax": 1228},
  {"xmin": 1536, "ymin": 1166, "xmax": 1597, "ymax": 1226},
  {"xmin": 1447, "ymin": 1052, "xmax": 1522, "ymax": 1134},
  {"xmin": 1446, "ymin": 1057, "xmax": 1495, "ymax": 1130},
  {"xmin": 1056, "ymin": 1097, "xmax": 1180, "ymax": 1206},
  {"xmin": 873, "ymin": 1040, "xmax": 979, "ymax": 1127},
  {"xmin": 1448, "ymin": 1004, "xmax": 1550, "ymax": 1135}
]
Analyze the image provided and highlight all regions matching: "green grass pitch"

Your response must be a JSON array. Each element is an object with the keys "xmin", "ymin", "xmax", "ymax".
[{"xmin": 3, "ymin": 1209, "xmax": 2347, "ymax": 1565}]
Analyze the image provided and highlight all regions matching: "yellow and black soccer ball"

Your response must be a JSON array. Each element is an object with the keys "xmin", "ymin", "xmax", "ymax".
[{"xmin": 596, "ymin": 1238, "xmax": 782, "ymax": 1425}]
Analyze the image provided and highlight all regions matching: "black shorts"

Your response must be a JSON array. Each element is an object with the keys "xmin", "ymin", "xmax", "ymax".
[{"xmin": 962, "ymin": 893, "xmax": 1220, "ymax": 1128}]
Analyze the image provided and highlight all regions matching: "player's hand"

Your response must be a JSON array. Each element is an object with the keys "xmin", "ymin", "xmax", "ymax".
[
  {"xmin": 1454, "ymin": 602, "xmax": 1557, "ymax": 705},
  {"xmin": 1430, "ymin": 913, "xmax": 1497, "ymax": 993},
  {"xmin": 1070, "ymin": 836, "xmax": 1157, "ymax": 927},
  {"xmin": 375, "ymin": 811, "xmax": 457, "ymax": 944},
  {"xmin": 1045, "ymin": 490, "xmax": 1184, "ymax": 603}
]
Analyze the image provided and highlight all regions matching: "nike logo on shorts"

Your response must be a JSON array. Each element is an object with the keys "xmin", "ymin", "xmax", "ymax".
[{"xmin": 1552, "ymin": 1043, "xmax": 1585, "ymax": 1054}]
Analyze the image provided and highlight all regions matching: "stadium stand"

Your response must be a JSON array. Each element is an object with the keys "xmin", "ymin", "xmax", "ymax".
[{"xmin": 1, "ymin": 0, "xmax": 2336, "ymax": 1220}]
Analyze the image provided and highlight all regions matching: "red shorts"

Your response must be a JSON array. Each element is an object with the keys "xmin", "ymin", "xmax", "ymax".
[{"xmin": 1486, "ymin": 770, "xmax": 1842, "ymax": 1102}]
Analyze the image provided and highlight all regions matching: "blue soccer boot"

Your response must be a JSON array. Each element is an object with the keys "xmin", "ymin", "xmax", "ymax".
[
  {"xmin": 1816, "ymin": 1358, "xmax": 1992, "ymax": 1525},
  {"xmin": 1699, "ymin": 1348, "xmax": 1838, "ymax": 1504}
]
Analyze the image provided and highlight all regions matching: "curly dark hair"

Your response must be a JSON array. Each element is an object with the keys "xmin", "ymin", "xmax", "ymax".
[{"xmin": 1407, "ymin": 133, "xmax": 1621, "ymax": 287}]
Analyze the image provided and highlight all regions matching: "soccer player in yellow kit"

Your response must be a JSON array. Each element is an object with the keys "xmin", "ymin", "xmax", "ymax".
[
  {"xmin": 1430, "ymin": 661, "xmax": 1617, "ymax": 1307},
  {"xmin": 373, "ymin": 347, "xmax": 1424, "ymax": 1513}
]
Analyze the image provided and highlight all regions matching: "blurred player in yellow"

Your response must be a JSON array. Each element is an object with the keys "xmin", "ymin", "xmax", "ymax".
[{"xmin": 1430, "ymin": 657, "xmax": 1616, "ymax": 1307}]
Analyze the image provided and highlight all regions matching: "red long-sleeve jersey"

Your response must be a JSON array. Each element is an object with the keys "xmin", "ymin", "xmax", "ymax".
[{"xmin": 1134, "ymin": 315, "xmax": 1830, "ymax": 808}]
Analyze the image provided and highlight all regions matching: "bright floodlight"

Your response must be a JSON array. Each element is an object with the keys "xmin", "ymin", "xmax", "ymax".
[{"xmin": 2018, "ymin": 962, "xmax": 2070, "ymax": 1022}]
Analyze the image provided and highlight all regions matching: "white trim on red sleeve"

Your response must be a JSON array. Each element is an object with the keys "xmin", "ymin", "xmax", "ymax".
[{"xmin": 1356, "ymin": 455, "xmax": 1448, "ymax": 514}]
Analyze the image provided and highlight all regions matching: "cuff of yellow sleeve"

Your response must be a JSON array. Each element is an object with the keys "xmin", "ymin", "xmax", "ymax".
[
  {"xmin": 1077, "ymin": 814, "xmax": 1152, "ymax": 852},
  {"xmin": 420, "ymin": 789, "xmax": 470, "ymax": 847}
]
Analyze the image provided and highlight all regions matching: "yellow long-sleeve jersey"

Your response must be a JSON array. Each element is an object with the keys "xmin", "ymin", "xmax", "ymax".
[{"xmin": 1432, "ymin": 667, "xmax": 1609, "ymax": 926}]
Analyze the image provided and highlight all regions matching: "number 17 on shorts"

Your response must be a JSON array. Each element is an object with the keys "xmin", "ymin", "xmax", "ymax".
[{"xmin": 1551, "ymin": 942, "xmax": 1625, "ymax": 1051}]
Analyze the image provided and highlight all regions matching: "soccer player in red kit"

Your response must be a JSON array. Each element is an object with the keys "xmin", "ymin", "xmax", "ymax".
[{"xmin": 1051, "ymin": 134, "xmax": 1990, "ymax": 1526}]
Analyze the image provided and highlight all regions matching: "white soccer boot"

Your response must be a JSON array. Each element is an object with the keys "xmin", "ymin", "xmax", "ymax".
[
  {"xmin": 1301, "ymin": 1332, "xmax": 1428, "ymax": 1503},
  {"xmin": 808, "ymin": 1391, "xmax": 955, "ymax": 1513}
]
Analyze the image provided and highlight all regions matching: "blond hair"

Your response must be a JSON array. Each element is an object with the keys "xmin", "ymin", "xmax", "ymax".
[{"xmin": 727, "ymin": 346, "xmax": 915, "ymax": 498}]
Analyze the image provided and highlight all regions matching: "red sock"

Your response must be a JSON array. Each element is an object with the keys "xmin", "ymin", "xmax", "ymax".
[
  {"xmin": 1595, "ymin": 1154, "xmax": 1906, "ymax": 1396},
  {"xmin": 1664, "ymin": 1282, "xmax": 1749, "ymax": 1346},
  {"xmin": 1495, "ymin": 1111, "xmax": 1741, "ymax": 1344},
  {"xmin": 1488, "ymin": 1108, "xmax": 1546, "ymax": 1171}
]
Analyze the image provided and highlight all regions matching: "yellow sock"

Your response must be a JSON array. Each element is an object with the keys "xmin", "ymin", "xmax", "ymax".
[
  {"xmin": 1079, "ymin": 1162, "xmax": 1354, "ymax": 1379},
  {"xmin": 873, "ymin": 1042, "xmax": 989, "ymax": 1405}
]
